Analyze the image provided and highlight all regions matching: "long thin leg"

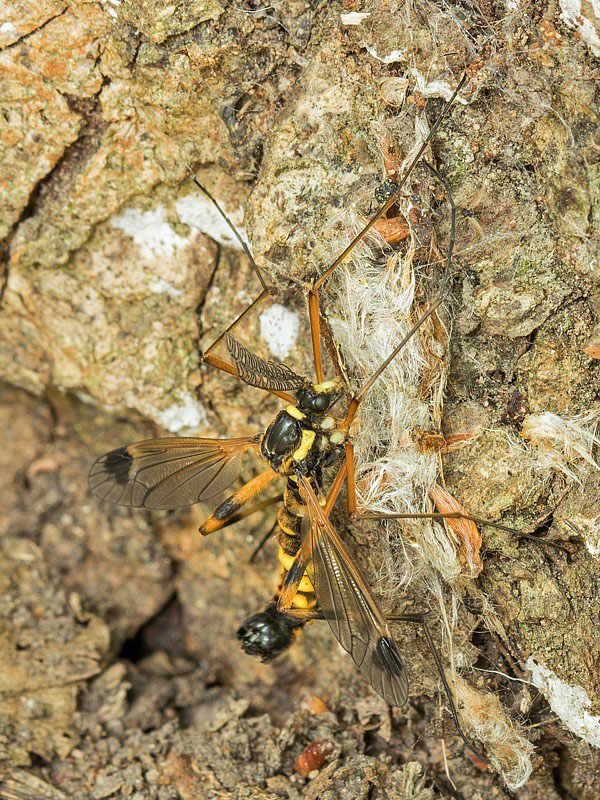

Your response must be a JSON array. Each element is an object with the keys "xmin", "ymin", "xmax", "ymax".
[
  {"xmin": 308, "ymin": 88, "xmax": 464, "ymax": 404},
  {"xmin": 313, "ymin": 73, "xmax": 467, "ymax": 292},
  {"xmin": 338, "ymin": 137, "xmax": 460, "ymax": 431},
  {"xmin": 308, "ymin": 291, "xmax": 324, "ymax": 384},
  {"xmin": 341, "ymin": 298, "xmax": 444, "ymax": 427},
  {"xmin": 281, "ymin": 605, "xmax": 486, "ymax": 761},
  {"xmin": 346, "ymin": 442, "xmax": 357, "ymax": 515},
  {"xmin": 200, "ymin": 469, "xmax": 279, "ymax": 535},
  {"xmin": 386, "ymin": 611, "xmax": 487, "ymax": 763},
  {"xmin": 299, "ymin": 244, "xmax": 324, "ymax": 384},
  {"xmin": 346, "ymin": 441, "xmax": 566, "ymax": 552},
  {"xmin": 309, "ymin": 282, "xmax": 354, "ymax": 394},
  {"xmin": 356, "ymin": 511, "xmax": 568, "ymax": 553},
  {"xmin": 188, "ymin": 171, "xmax": 270, "ymax": 292},
  {"xmin": 249, "ymin": 519, "xmax": 279, "ymax": 563},
  {"xmin": 319, "ymin": 305, "xmax": 349, "ymax": 388},
  {"xmin": 204, "ymin": 288, "xmax": 270, "ymax": 359},
  {"xmin": 190, "ymin": 179, "xmax": 294, "ymax": 403},
  {"xmin": 202, "ymin": 288, "xmax": 296, "ymax": 404},
  {"xmin": 334, "ymin": 161, "xmax": 565, "ymax": 556},
  {"xmin": 423, "ymin": 160, "xmax": 456, "ymax": 293}
]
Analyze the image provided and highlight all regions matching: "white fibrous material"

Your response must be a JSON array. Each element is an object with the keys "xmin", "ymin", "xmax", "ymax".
[
  {"xmin": 330, "ymin": 256, "xmax": 437, "ymax": 485},
  {"xmin": 319, "ymin": 111, "xmax": 533, "ymax": 787},
  {"xmin": 340, "ymin": 11, "xmax": 371, "ymax": 25},
  {"xmin": 411, "ymin": 69, "xmax": 469, "ymax": 104},
  {"xmin": 520, "ymin": 411, "xmax": 600, "ymax": 484},
  {"xmin": 314, "ymin": 108, "xmax": 469, "ymax": 600},
  {"xmin": 452, "ymin": 676, "xmax": 534, "ymax": 790},
  {"xmin": 327, "ymin": 225, "xmax": 459, "ymax": 592},
  {"xmin": 367, "ymin": 46, "xmax": 406, "ymax": 64}
]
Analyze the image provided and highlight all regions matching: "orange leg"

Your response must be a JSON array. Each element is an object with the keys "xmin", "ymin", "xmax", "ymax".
[
  {"xmin": 324, "ymin": 459, "xmax": 348, "ymax": 515},
  {"xmin": 200, "ymin": 468, "xmax": 279, "ymax": 535},
  {"xmin": 308, "ymin": 285, "xmax": 352, "ymax": 393},
  {"xmin": 202, "ymin": 288, "xmax": 296, "ymax": 404},
  {"xmin": 313, "ymin": 74, "xmax": 467, "ymax": 293},
  {"xmin": 308, "ymin": 290, "xmax": 324, "ymax": 383},
  {"xmin": 345, "ymin": 442, "xmax": 357, "ymax": 515}
]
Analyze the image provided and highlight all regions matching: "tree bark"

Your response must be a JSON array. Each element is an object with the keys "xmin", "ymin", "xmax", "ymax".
[{"xmin": 1, "ymin": 1, "xmax": 598, "ymax": 797}]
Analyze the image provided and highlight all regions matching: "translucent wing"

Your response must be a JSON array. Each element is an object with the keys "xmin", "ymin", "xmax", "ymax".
[
  {"xmin": 226, "ymin": 334, "xmax": 306, "ymax": 392},
  {"xmin": 89, "ymin": 436, "xmax": 259, "ymax": 510},
  {"xmin": 295, "ymin": 476, "xmax": 409, "ymax": 707}
]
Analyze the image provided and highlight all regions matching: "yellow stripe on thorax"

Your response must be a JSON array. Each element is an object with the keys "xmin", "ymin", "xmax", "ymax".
[
  {"xmin": 292, "ymin": 429, "xmax": 315, "ymax": 462},
  {"xmin": 286, "ymin": 405, "xmax": 305, "ymax": 420},
  {"xmin": 313, "ymin": 380, "xmax": 336, "ymax": 392}
]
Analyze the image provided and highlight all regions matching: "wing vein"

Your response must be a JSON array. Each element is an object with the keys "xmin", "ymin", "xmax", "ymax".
[
  {"xmin": 89, "ymin": 436, "xmax": 258, "ymax": 509},
  {"xmin": 297, "ymin": 475, "xmax": 409, "ymax": 707}
]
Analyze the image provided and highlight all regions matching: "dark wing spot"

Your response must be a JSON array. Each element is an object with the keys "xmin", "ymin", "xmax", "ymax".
[
  {"xmin": 373, "ymin": 636, "xmax": 405, "ymax": 678},
  {"xmin": 102, "ymin": 447, "xmax": 133, "ymax": 486}
]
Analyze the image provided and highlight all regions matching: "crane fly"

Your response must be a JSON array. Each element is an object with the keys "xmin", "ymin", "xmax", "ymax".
[{"xmin": 88, "ymin": 71, "xmax": 527, "ymax": 760}]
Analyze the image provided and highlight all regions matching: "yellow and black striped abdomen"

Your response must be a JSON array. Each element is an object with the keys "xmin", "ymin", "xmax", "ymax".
[
  {"xmin": 237, "ymin": 475, "xmax": 318, "ymax": 660},
  {"xmin": 276, "ymin": 546, "xmax": 316, "ymax": 611},
  {"xmin": 275, "ymin": 480, "xmax": 317, "ymax": 611}
]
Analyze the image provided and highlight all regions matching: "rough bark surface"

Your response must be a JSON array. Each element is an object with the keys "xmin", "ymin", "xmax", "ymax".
[{"xmin": 1, "ymin": 1, "xmax": 599, "ymax": 798}]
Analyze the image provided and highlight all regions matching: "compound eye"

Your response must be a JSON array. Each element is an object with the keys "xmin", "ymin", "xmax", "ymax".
[{"xmin": 311, "ymin": 394, "xmax": 330, "ymax": 413}]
